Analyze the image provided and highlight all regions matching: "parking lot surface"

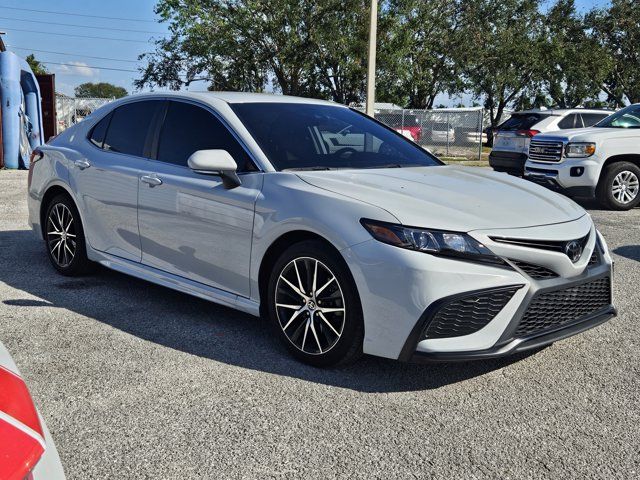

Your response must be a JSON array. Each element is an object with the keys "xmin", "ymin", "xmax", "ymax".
[{"xmin": 1, "ymin": 170, "xmax": 638, "ymax": 479}]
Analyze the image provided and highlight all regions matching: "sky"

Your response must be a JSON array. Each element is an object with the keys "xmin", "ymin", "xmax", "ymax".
[{"xmin": 0, "ymin": 0, "xmax": 612, "ymax": 99}]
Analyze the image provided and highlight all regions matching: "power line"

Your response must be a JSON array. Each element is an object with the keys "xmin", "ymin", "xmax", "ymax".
[
  {"xmin": 0, "ymin": 15, "xmax": 166, "ymax": 35},
  {"xmin": 0, "ymin": 27, "xmax": 153, "ymax": 44},
  {"xmin": 0, "ymin": 5, "xmax": 159, "ymax": 23},
  {"xmin": 42, "ymin": 61, "xmax": 138, "ymax": 73},
  {"xmin": 7, "ymin": 46, "xmax": 138, "ymax": 64}
]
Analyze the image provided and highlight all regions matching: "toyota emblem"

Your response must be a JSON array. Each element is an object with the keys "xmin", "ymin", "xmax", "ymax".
[{"xmin": 564, "ymin": 240, "xmax": 583, "ymax": 263}]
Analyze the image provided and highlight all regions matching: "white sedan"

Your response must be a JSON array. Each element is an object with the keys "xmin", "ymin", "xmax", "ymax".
[{"xmin": 27, "ymin": 92, "xmax": 615, "ymax": 366}]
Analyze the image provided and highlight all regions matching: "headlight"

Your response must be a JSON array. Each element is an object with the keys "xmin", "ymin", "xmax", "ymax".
[
  {"xmin": 360, "ymin": 219, "xmax": 508, "ymax": 266},
  {"xmin": 565, "ymin": 142, "xmax": 596, "ymax": 158}
]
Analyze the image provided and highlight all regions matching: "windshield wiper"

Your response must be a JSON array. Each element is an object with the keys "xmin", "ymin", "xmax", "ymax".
[
  {"xmin": 283, "ymin": 166, "xmax": 335, "ymax": 171},
  {"xmin": 364, "ymin": 164, "xmax": 406, "ymax": 169}
]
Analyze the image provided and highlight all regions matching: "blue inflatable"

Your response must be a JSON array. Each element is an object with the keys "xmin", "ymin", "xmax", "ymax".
[{"xmin": 0, "ymin": 51, "xmax": 44, "ymax": 169}]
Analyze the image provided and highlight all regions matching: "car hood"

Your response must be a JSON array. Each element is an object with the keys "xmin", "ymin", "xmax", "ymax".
[
  {"xmin": 296, "ymin": 165, "xmax": 586, "ymax": 231},
  {"xmin": 536, "ymin": 127, "xmax": 631, "ymax": 142}
]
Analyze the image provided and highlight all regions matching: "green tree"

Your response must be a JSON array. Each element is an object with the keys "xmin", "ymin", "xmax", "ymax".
[
  {"xmin": 136, "ymin": 0, "xmax": 369, "ymax": 103},
  {"xmin": 457, "ymin": 0, "xmax": 545, "ymax": 126},
  {"xmin": 377, "ymin": 0, "xmax": 464, "ymax": 109},
  {"xmin": 25, "ymin": 54, "xmax": 48, "ymax": 75},
  {"xmin": 587, "ymin": 0, "xmax": 640, "ymax": 106},
  {"xmin": 74, "ymin": 82, "xmax": 128, "ymax": 99},
  {"xmin": 542, "ymin": 0, "xmax": 610, "ymax": 108}
]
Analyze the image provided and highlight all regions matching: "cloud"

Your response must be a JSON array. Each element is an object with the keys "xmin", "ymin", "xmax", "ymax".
[{"xmin": 53, "ymin": 61, "xmax": 98, "ymax": 78}]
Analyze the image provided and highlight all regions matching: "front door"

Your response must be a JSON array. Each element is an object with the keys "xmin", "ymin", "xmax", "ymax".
[{"xmin": 137, "ymin": 100, "xmax": 262, "ymax": 297}]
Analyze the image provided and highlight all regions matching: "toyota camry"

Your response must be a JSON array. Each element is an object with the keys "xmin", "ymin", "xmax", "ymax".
[{"xmin": 27, "ymin": 92, "xmax": 616, "ymax": 366}]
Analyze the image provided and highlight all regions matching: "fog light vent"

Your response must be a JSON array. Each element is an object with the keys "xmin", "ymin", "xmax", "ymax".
[{"xmin": 422, "ymin": 286, "xmax": 521, "ymax": 339}]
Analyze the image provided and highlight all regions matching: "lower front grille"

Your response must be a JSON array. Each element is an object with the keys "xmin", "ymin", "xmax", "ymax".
[
  {"xmin": 423, "ymin": 286, "xmax": 521, "ymax": 339},
  {"xmin": 515, "ymin": 277, "xmax": 611, "ymax": 337}
]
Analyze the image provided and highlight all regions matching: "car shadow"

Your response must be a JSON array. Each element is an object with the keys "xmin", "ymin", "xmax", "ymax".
[
  {"xmin": 612, "ymin": 245, "xmax": 640, "ymax": 262},
  {"xmin": 0, "ymin": 229, "xmax": 540, "ymax": 393}
]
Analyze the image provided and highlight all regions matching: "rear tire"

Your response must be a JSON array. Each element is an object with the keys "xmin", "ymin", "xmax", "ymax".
[
  {"xmin": 596, "ymin": 162, "xmax": 640, "ymax": 210},
  {"xmin": 44, "ymin": 194, "xmax": 93, "ymax": 276},
  {"xmin": 267, "ymin": 240, "xmax": 364, "ymax": 367}
]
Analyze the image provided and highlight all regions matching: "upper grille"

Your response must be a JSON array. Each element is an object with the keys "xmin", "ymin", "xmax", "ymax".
[
  {"xmin": 528, "ymin": 140, "xmax": 564, "ymax": 162},
  {"xmin": 511, "ymin": 260, "xmax": 558, "ymax": 279},
  {"xmin": 492, "ymin": 234, "xmax": 590, "ymax": 264},
  {"xmin": 515, "ymin": 277, "xmax": 611, "ymax": 337},
  {"xmin": 423, "ymin": 286, "xmax": 521, "ymax": 339}
]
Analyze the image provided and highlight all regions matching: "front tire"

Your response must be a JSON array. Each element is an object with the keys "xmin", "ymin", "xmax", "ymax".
[
  {"xmin": 44, "ymin": 194, "xmax": 93, "ymax": 276},
  {"xmin": 596, "ymin": 162, "xmax": 640, "ymax": 210},
  {"xmin": 267, "ymin": 240, "xmax": 364, "ymax": 367}
]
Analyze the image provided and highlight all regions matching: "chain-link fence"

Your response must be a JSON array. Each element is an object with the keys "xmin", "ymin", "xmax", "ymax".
[
  {"xmin": 55, "ymin": 95, "xmax": 113, "ymax": 134},
  {"xmin": 374, "ymin": 108, "xmax": 485, "ymax": 160}
]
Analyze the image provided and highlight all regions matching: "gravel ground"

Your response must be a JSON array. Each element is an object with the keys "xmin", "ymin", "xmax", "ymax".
[{"xmin": 1, "ymin": 169, "xmax": 638, "ymax": 479}]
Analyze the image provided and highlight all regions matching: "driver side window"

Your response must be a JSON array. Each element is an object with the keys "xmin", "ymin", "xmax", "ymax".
[{"xmin": 156, "ymin": 101, "xmax": 257, "ymax": 172}]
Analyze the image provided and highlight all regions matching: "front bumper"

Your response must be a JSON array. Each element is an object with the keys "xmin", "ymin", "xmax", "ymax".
[
  {"xmin": 409, "ymin": 305, "xmax": 616, "ymax": 362},
  {"xmin": 524, "ymin": 155, "xmax": 604, "ymax": 199},
  {"xmin": 399, "ymin": 290, "xmax": 617, "ymax": 363},
  {"xmin": 343, "ymin": 216, "xmax": 615, "ymax": 362}
]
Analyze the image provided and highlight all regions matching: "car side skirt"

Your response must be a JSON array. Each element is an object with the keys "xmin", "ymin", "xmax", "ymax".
[{"xmin": 90, "ymin": 249, "xmax": 261, "ymax": 317}]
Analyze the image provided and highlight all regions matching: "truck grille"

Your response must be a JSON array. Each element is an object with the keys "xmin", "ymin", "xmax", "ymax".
[
  {"xmin": 528, "ymin": 140, "xmax": 564, "ymax": 162},
  {"xmin": 515, "ymin": 277, "xmax": 611, "ymax": 337},
  {"xmin": 423, "ymin": 286, "xmax": 521, "ymax": 339}
]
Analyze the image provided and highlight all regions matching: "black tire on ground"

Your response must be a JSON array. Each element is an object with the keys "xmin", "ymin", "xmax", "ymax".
[
  {"xmin": 267, "ymin": 240, "xmax": 364, "ymax": 367},
  {"xmin": 44, "ymin": 194, "xmax": 93, "ymax": 276},
  {"xmin": 596, "ymin": 162, "xmax": 640, "ymax": 211}
]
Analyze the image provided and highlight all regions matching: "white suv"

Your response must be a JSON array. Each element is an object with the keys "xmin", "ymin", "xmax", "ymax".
[
  {"xmin": 490, "ymin": 109, "xmax": 613, "ymax": 176},
  {"xmin": 525, "ymin": 104, "xmax": 640, "ymax": 210}
]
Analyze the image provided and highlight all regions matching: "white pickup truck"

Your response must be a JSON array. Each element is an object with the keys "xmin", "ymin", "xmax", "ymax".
[{"xmin": 524, "ymin": 104, "xmax": 640, "ymax": 210}]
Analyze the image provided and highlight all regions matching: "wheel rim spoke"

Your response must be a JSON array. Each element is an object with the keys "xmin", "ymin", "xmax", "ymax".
[
  {"xmin": 282, "ymin": 308, "xmax": 305, "ymax": 331},
  {"xmin": 279, "ymin": 275, "xmax": 307, "ymax": 300},
  {"xmin": 275, "ymin": 256, "xmax": 346, "ymax": 355},
  {"xmin": 317, "ymin": 311, "xmax": 340, "ymax": 337},
  {"xmin": 309, "ymin": 318, "xmax": 323, "ymax": 354}
]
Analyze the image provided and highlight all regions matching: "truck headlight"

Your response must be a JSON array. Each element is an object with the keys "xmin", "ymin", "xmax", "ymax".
[
  {"xmin": 565, "ymin": 143, "xmax": 596, "ymax": 158},
  {"xmin": 360, "ymin": 219, "xmax": 508, "ymax": 267}
]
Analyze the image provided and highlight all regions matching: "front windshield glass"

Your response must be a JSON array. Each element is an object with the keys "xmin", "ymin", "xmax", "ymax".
[
  {"xmin": 231, "ymin": 103, "xmax": 442, "ymax": 171},
  {"xmin": 595, "ymin": 105, "xmax": 640, "ymax": 129}
]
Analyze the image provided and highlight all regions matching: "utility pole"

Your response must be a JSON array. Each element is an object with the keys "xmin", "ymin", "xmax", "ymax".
[{"xmin": 365, "ymin": 0, "xmax": 378, "ymax": 117}]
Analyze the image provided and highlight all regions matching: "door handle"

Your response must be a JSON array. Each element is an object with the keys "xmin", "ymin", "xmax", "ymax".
[
  {"xmin": 140, "ymin": 174, "xmax": 163, "ymax": 187},
  {"xmin": 74, "ymin": 159, "xmax": 91, "ymax": 170}
]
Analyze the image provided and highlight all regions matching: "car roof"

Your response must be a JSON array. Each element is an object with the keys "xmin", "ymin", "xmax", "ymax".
[
  {"xmin": 121, "ymin": 90, "xmax": 343, "ymax": 107},
  {"xmin": 513, "ymin": 108, "xmax": 614, "ymax": 116}
]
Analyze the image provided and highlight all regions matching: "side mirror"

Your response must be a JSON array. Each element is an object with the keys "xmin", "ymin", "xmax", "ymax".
[{"xmin": 187, "ymin": 149, "xmax": 241, "ymax": 189}]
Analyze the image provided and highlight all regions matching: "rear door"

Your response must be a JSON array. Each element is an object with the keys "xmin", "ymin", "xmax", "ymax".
[
  {"xmin": 70, "ymin": 100, "xmax": 162, "ymax": 262},
  {"xmin": 137, "ymin": 100, "xmax": 262, "ymax": 297}
]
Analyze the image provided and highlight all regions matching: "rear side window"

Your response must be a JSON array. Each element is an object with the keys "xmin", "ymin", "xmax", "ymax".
[
  {"xmin": 156, "ymin": 101, "xmax": 255, "ymax": 171},
  {"xmin": 103, "ymin": 101, "xmax": 161, "ymax": 157},
  {"xmin": 499, "ymin": 114, "xmax": 550, "ymax": 131},
  {"xmin": 558, "ymin": 114, "xmax": 583, "ymax": 129},
  {"xmin": 582, "ymin": 113, "xmax": 610, "ymax": 127},
  {"xmin": 89, "ymin": 112, "xmax": 111, "ymax": 148}
]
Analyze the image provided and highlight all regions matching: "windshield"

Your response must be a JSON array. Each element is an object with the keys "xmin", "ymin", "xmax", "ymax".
[
  {"xmin": 231, "ymin": 103, "xmax": 441, "ymax": 171},
  {"xmin": 595, "ymin": 105, "xmax": 640, "ymax": 129}
]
